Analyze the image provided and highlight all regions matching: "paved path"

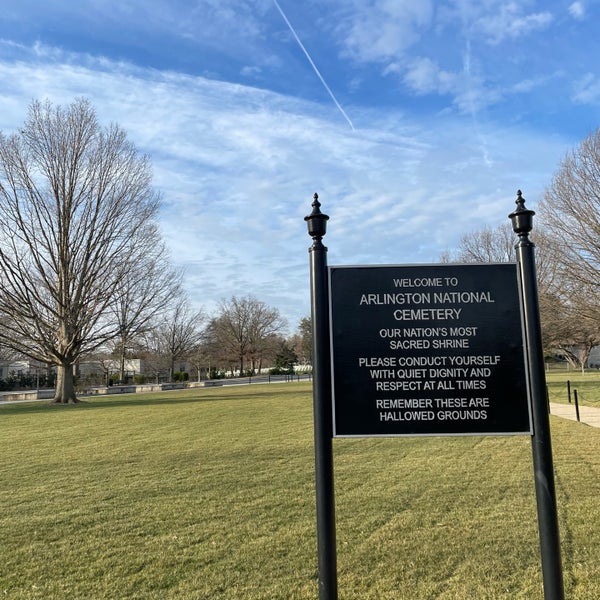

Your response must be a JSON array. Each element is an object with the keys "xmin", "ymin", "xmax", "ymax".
[{"xmin": 550, "ymin": 402, "xmax": 600, "ymax": 428}]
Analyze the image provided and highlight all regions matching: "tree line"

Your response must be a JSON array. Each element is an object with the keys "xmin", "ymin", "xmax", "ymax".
[
  {"xmin": 97, "ymin": 295, "xmax": 312, "ymax": 386},
  {"xmin": 1, "ymin": 97, "xmax": 599, "ymax": 401}
]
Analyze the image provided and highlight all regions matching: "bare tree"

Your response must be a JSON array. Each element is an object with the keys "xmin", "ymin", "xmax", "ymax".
[
  {"xmin": 108, "ymin": 231, "xmax": 183, "ymax": 383},
  {"xmin": 148, "ymin": 296, "xmax": 205, "ymax": 381},
  {"xmin": 0, "ymin": 98, "xmax": 162, "ymax": 403},
  {"xmin": 538, "ymin": 269, "xmax": 600, "ymax": 370},
  {"xmin": 207, "ymin": 295, "xmax": 286, "ymax": 375},
  {"xmin": 205, "ymin": 300, "xmax": 251, "ymax": 376},
  {"xmin": 537, "ymin": 130, "xmax": 600, "ymax": 367},
  {"xmin": 440, "ymin": 217, "xmax": 579, "ymax": 360},
  {"xmin": 246, "ymin": 302, "xmax": 287, "ymax": 374},
  {"xmin": 539, "ymin": 128, "xmax": 600, "ymax": 288},
  {"xmin": 444, "ymin": 220, "xmax": 556, "ymax": 287},
  {"xmin": 446, "ymin": 222, "xmax": 516, "ymax": 263}
]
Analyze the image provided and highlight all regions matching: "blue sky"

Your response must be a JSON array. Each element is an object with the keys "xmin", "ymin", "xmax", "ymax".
[{"xmin": 0, "ymin": 0, "xmax": 598, "ymax": 331}]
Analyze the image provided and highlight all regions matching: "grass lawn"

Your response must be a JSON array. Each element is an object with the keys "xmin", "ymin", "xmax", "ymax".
[
  {"xmin": 1, "ymin": 382, "xmax": 600, "ymax": 599},
  {"xmin": 546, "ymin": 369, "xmax": 600, "ymax": 408}
]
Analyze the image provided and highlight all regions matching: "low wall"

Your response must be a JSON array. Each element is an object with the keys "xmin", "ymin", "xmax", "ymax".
[
  {"xmin": 2, "ymin": 379, "xmax": 245, "ymax": 401},
  {"xmin": 88, "ymin": 382, "xmax": 188, "ymax": 395},
  {"xmin": 0, "ymin": 389, "xmax": 54, "ymax": 401}
]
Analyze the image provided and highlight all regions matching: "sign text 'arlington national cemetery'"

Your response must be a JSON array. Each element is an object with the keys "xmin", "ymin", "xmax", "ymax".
[{"xmin": 329, "ymin": 263, "xmax": 532, "ymax": 437}]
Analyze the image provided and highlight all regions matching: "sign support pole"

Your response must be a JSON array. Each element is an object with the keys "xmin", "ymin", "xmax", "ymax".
[
  {"xmin": 305, "ymin": 194, "xmax": 338, "ymax": 600},
  {"xmin": 509, "ymin": 190, "xmax": 564, "ymax": 600}
]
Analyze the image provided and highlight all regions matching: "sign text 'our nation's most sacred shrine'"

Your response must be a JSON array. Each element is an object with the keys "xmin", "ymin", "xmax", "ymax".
[{"xmin": 329, "ymin": 263, "xmax": 532, "ymax": 437}]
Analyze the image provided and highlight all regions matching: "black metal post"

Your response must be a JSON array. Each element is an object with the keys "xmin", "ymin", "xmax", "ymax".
[
  {"xmin": 567, "ymin": 380, "xmax": 571, "ymax": 404},
  {"xmin": 305, "ymin": 193, "xmax": 337, "ymax": 599},
  {"xmin": 574, "ymin": 389, "xmax": 580, "ymax": 422},
  {"xmin": 509, "ymin": 191, "xmax": 564, "ymax": 600}
]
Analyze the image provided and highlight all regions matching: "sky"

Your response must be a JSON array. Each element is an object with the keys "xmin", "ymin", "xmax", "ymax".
[{"xmin": 0, "ymin": 0, "xmax": 599, "ymax": 332}]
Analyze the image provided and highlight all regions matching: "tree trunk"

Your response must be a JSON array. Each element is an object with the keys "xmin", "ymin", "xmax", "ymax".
[
  {"xmin": 119, "ymin": 343, "xmax": 126, "ymax": 384},
  {"xmin": 52, "ymin": 363, "xmax": 79, "ymax": 404}
]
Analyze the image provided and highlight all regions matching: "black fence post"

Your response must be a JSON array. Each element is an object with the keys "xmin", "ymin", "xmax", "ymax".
[
  {"xmin": 509, "ymin": 190, "xmax": 564, "ymax": 599},
  {"xmin": 567, "ymin": 380, "xmax": 571, "ymax": 404},
  {"xmin": 305, "ymin": 193, "xmax": 337, "ymax": 600},
  {"xmin": 574, "ymin": 389, "xmax": 580, "ymax": 422}
]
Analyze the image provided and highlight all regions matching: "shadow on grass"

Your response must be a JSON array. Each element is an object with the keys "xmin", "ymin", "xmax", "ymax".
[{"xmin": 0, "ymin": 384, "xmax": 311, "ymax": 414}]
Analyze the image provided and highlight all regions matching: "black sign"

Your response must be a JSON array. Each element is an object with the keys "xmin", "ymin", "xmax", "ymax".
[{"xmin": 329, "ymin": 264, "xmax": 532, "ymax": 437}]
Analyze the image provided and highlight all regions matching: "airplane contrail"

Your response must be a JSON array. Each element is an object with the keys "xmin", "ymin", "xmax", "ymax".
[{"xmin": 272, "ymin": 0, "xmax": 355, "ymax": 131}]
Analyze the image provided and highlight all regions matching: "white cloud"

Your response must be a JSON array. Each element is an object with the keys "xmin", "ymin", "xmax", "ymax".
[
  {"xmin": 330, "ymin": 1, "xmax": 558, "ymax": 117},
  {"xmin": 400, "ymin": 55, "xmax": 502, "ymax": 116},
  {"xmin": 573, "ymin": 73, "xmax": 600, "ymax": 104},
  {"xmin": 403, "ymin": 57, "xmax": 442, "ymax": 95},
  {"xmin": 241, "ymin": 65, "xmax": 262, "ymax": 78},
  {"xmin": 0, "ymin": 42, "xmax": 572, "ymax": 326},
  {"xmin": 474, "ymin": 4, "xmax": 553, "ymax": 45},
  {"xmin": 339, "ymin": 0, "xmax": 434, "ymax": 63},
  {"xmin": 569, "ymin": 2, "xmax": 585, "ymax": 20}
]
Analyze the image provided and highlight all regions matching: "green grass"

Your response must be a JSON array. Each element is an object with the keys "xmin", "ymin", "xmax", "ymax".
[
  {"xmin": 1, "ymin": 382, "xmax": 600, "ymax": 599},
  {"xmin": 546, "ymin": 370, "xmax": 600, "ymax": 407}
]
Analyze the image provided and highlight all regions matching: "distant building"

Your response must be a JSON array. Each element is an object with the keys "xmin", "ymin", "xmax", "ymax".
[
  {"xmin": 587, "ymin": 346, "xmax": 600, "ymax": 369},
  {"xmin": 78, "ymin": 358, "xmax": 144, "ymax": 377},
  {"xmin": 0, "ymin": 360, "xmax": 38, "ymax": 379}
]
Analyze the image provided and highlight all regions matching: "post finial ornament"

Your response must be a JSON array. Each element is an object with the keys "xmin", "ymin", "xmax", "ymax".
[
  {"xmin": 312, "ymin": 192, "xmax": 321, "ymax": 210},
  {"xmin": 509, "ymin": 189, "xmax": 535, "ymax": 241},
  {"xmin": 515, "ymin": 189, "xmax": 524, "ymax": 208},
  {"xmin": 305, "ymin": 192, "xmax": 329, "ymax": 242}
]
